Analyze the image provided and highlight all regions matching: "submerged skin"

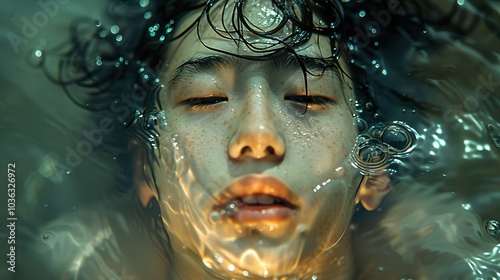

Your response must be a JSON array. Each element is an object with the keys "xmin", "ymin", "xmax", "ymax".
[{"xmin": 146, "ymin": 1, "xmax": 385, "ymax": 279}]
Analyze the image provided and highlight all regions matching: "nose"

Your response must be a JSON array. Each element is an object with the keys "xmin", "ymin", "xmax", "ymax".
[{"xmin": 228, "ymin": 88, "xmax": 285, "ymax": 161}]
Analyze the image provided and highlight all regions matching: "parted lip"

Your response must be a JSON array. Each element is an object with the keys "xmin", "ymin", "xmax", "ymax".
[{"xmin": 213, "ymin": 175, "xmax": 301, "ymax": 209}]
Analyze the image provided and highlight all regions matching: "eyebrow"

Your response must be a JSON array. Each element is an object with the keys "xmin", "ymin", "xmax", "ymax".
[
  {"xmin": 168, "ymin": 53, "xmax": 339, "ymax": 88},
  {"xmin": 169, "ymin": 55, "xmax": 239, "ymax": 88}
]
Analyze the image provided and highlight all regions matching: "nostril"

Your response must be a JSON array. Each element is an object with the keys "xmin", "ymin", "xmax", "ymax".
[
  {"xmin": 266, "ymin": 146, "xmax": 275, "ymax": 155},
  {"xmin": 241, "ymin": 146, "xmax": 251, "ymax": 155}
]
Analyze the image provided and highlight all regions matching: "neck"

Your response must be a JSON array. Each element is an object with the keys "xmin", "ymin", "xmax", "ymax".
[{"xmin": 168, "ymin": 232, "xmax": 354, "ymax": 280}]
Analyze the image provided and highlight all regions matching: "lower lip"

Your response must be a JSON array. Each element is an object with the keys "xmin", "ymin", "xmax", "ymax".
[{"xmin": 229, "ymin": 204, "xmax": 297, "ymax": 223}]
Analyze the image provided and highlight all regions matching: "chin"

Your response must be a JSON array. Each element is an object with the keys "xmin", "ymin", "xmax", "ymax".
[{"xmin": 198, "ymin": 228, "xmax": 313, "ymax": 278}]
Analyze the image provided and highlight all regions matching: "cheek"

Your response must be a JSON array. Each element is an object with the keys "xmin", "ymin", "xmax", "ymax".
[
  {"xmin": 287, "ymin": 115, "xmax": 356, "ymax": 167},
  {"xmin": 172, "ymin": 122, "xmax": 229, "ymax": 176}
]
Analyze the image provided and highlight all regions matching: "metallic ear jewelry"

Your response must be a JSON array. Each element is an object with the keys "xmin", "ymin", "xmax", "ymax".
[{"xmin": 350, "ymin": 120, "xmax": 417, "ymax": 175}]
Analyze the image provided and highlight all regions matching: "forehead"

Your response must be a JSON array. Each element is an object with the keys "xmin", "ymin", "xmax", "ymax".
[{"xmin": 164, "ymin": 0, "xmax": 338, "ymax": 68}]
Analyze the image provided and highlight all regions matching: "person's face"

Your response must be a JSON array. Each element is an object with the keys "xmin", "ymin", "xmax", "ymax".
[{"xmin": 153, "ymin": 1, "xmax": 361, "ymax": 277}]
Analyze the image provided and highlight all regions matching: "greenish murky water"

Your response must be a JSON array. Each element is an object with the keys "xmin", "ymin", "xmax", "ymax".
[{"xmin": 0, "ymin": 0, "xmax": 499, "ymax": 279}]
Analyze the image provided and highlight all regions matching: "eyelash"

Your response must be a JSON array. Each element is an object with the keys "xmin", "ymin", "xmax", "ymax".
[
  {"xmin": 285, "ymin": 95, "xmax": 335, "ymax": 107},
  {"xmin": 180, "ymin": 97, "xmax": 228, "ymax": 108},
  {"xmin": 180, "ymin": 95, "xmax": 334, "ymax": 109}
]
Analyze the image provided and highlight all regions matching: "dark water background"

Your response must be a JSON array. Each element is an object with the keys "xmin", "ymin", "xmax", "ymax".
[{"xmin": 0, "ymin": 0, "xmax": 499, "ymax": 279}]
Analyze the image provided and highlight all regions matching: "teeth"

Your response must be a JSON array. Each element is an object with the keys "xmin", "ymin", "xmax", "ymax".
[
  {"xmin": 242, "ymin": 194, "xmax": 258, "ymax": 204},
  {"xmin": 240, "ymin": 194, "xmax": 286, "ymax": 205},
  {"xmin": 257, "ymin": 194, "xmax": 274, "ymax": 205}
]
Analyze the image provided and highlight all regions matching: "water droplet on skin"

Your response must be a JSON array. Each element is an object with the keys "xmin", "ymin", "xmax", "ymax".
[
  {"xmin": 297, "ymin": 224, "xmax": 308, "ymax": 237},
  {"xmin": 484, "ymin": 220, "xmax": 499, "ymax": 236},
  {"xmin": 210, "ymin": 211, "xmax": 221, "ymax": 223}
]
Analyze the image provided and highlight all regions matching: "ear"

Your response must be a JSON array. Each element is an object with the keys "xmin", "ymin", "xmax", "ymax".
[
  {"xmin": 355, "ymin": 173, "xmax": 391, "ymax": 211},
  {"xmin": 129, "ymin": 140, "xmax": 158, "ymax": 207}
]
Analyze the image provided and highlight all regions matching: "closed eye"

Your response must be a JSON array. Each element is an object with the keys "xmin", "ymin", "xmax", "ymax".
[
  {"xmin": 285, "ymin": 95, "xmax": 335, "ymax": 109},
  {"xmin": 179, "ymin": 96, "xmax": 228, "ymax": 108}
]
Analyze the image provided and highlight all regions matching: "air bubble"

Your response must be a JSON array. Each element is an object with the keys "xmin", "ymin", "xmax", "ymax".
[
  {"xmin": 359, "ymin": 145, "xmax": 387, "ymax": 164},
  {"xmin": 484, "ymin": 220, "xmax": 499, "ymax": 236},
  {"xmin": 355, "ymin": 117, "xmax": 368, "ymax": 133},
  {"xmin": 144, "ymin": 11, "xmax": 152, "ymax": 19},
  {"xmin": 224, "ymin": 200, "xmax": 241, "ymax": 216},
  {"xmin": 380, "ymin": 124, "xmax": 415, "ymax": 153},
  {"xmin": 99, "ymin": 29, "xmax": 108, "ymax": 38},
  {"xmin": 110, "ymin": 25, "xmax": 120, "ymax": 34},
  {"xmin": 29, "ymin": 49, "xmax": 44, "ymax": 66},
  {"xmin": 365, "ymin": 101, "xmax": 373, "ymax": 110},
  {"xmin": 350, "ymin": 138, "xmax": 389, "ymax": 175},
  {"xmin": 94, "ymin": 20, "xmax": 101, "ymax": 27},
  {"xmin": 42, "ymin": 234, "xmax": 49, "ymax": 240},
  {"xmin": 139, "ymin": 0, "xmax": 149, "ymax": 7},
  {"xmin": 95, "ymin": 56, "xmax": 102, "ymax": 66}
]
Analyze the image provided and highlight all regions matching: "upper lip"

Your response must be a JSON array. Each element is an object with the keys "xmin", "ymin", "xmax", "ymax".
[{"xmin": 214, "ymin": 175, "xmax": 301, "ymax": 209}]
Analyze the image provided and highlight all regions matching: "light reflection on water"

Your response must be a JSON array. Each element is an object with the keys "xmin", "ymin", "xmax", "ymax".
[{"xmin": 0, "ymin": 0, "xmax": 499, "ymax": 279}]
